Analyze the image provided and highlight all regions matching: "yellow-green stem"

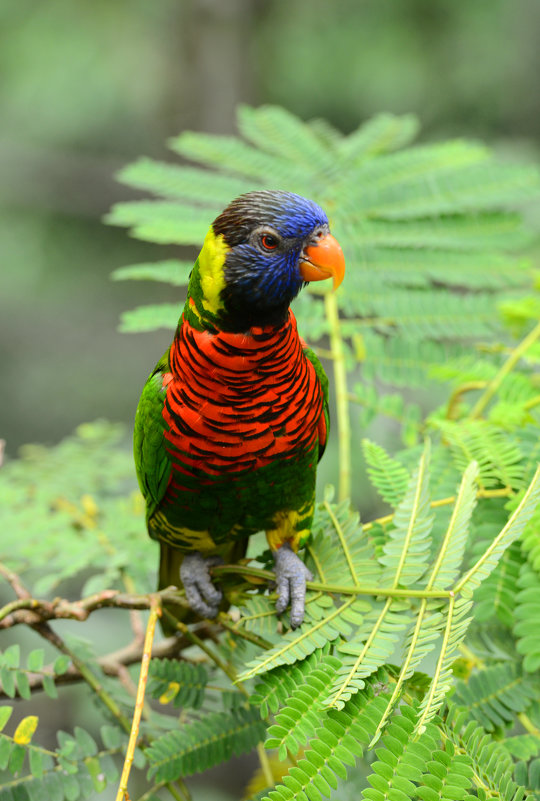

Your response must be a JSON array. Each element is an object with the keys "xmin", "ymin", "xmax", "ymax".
[
  {"xmin": 518, "ymin": 712, "xmax": 540, "ymax": 737},
  {"xmin": 218, "ymin": 612, "xmax": 272, "ymax": 650},
  {"xmin": 469, "ymin": 320, "xmax": 540, "ymax": 419},
  {"xmin": 257, "ymin": 742, "xmax": 274, "ymax": 788},
  {"xmin": 165, "ymin": 782, "xmax": 191, "ymax": 801},
  {"xmin": 115, "ymin": 597, "xmax": 160, "ymax": 801},
  {"xmin": 213, "ymin": 565, "xmax": 452, "ymax": 598},
  {"xmin": 362, "ymin": 486, "xmax": 513, "ymax": 533},
  {"xmin": 34, "ymin": 623, "xmax": 132, "ymax": 733},
  {"xmin": 325, "ymin": 292, "xmax": 350, "ymax": 501},
  {"xmin": 162, "ymin": 610, "xmax": 249, "ymax": 697},
  {"xmin": 323, "ymin": 500, "xmax": 359, "ymax": 585},
  {"xmin": 523, "ymin": 393, "xmax": 540, "ymax": 411}
]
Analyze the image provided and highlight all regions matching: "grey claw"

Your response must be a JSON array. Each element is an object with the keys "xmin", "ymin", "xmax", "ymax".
[
  {"xmin": 273, "ymin": 543, "xmax": 313, "ymax": 629},
  {"xmin": 180, "ymin": 552, "xmax": 223, "ymax": 619}
]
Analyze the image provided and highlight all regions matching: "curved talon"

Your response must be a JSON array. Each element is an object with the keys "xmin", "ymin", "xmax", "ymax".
[
  {"xmin": 273, "ymin": 543, "xmax": 313, "ymax": 629},
  {"xmin": 180, "ymin": 552, "xmax": 223, "ymax": 619}
]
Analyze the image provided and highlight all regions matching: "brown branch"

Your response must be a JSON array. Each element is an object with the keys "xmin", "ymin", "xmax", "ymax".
[{"xmin": 0, "ymin": 585, "xmax": 191, "ymax": 629}]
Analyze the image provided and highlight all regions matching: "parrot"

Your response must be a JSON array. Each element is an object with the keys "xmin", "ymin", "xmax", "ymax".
[{"xmin": 134, "ymin": 190, "xmax": 345, "ymax": 632}]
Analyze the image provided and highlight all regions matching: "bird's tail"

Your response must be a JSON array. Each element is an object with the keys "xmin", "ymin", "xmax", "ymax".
[{"xmin": 158, "ymin": 542, "xmax": 190, "ymax": 636}]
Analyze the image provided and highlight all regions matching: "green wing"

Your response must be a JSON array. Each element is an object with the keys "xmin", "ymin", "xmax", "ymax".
[
  {"xmin": 303, "ymin": 345, "xmax": 330, "ymax": 462},
  {"xmin": 134, "ymin": 349, "xmax": 173, "ymax": 523}
]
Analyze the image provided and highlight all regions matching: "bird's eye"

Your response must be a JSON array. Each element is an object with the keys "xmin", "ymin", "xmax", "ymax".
[{"xmin": 261, "ymin": 233, "xmax": 279, "ymax": 250}]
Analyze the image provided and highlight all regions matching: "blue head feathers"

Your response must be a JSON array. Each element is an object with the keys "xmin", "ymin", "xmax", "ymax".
[{"xmin": 212, "ymin": 191, "xmax": 329, "ymax": 330}]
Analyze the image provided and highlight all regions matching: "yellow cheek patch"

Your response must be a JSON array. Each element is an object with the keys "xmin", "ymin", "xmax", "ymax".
[{"xmin": 198, "ymin": 229, "xmax": 228, "ymax": 314}]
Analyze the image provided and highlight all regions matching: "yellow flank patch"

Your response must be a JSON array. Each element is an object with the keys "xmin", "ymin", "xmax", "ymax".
[
  {"xmin": 266, "ymin": 506, "xmax": 313, "ymax": 552},
  {"xmin": 198, "ymin": 229, "xmax": 228, "ymax": 314},
  {"xmin": 153, "ymin": 511, "xmax": 218, "ymax": 554}
]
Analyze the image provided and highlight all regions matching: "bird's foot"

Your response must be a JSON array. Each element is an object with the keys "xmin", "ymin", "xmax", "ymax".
[
  {"xmin": 273, "ymin": 542, "xmax": 313, "ymax": 629},
  {"xmin": 180, "ymin": 552, "xmax": 223, "ymax": 619}
]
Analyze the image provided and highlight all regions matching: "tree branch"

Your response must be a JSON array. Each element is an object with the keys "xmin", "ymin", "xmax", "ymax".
[{"xmin": 0, "ymin": 585, "xmax": 190, "ymax": 629}]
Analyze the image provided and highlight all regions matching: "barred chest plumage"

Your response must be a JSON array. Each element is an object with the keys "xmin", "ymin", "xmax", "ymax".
[{"xmin": 161, "ymin": 309, "xmax": 323, "ymax": 482}]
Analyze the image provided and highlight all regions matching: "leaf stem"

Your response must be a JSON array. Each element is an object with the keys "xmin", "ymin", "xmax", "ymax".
[
  {"xmin": 162, "ymin": 610, "xmax": 249, "ymax": 698},
  {"xmin": 518, "ymin": 712, "xmax": 540, "ymax": 737},
  {"xmin": 446, "ymin": 381, "xmax": 487, "ymax": 420},
  {"xmin": 165, "ymin": 782, "xmax": 191, "ymax": 801},
  {"xmin": 115, "ymin": 596, "xmax": 161, "ymax": 801},
  {"xmin": 213, "ymin": 565, "xmax": 452, "ymax": 599},
  {"xmin": 453, "ymin": 464, "xmax": 540, "ymax": 593},
  {"xmin": 257, "ymin": 742, "xmax": 274, "ymax": 789},
  {"xmin": 469, "ymin": 320, "xmax": 540, "ymax": 419},
  {"xmin": 414, "ymin": 593, "xmax": 456, "ymax": 736},
  {"xmin": 362, "ymin": 486, "xmax": 513, "ymax": 533},
  {"xmin": 323, "ymin": 500, "xmax": 359, "ymax": 586},
  {"xmin": 32, "ymin": 622, "xmax": 132, "ymax": 732},
  {"xmin": 325, "ymin": 292, "xmax": 351, "ymax": 501},
  {"xmin": 218, "ymin": 612, "xmax": 273, "ymax": 649}
]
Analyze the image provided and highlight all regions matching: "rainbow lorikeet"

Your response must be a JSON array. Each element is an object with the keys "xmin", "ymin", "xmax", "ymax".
[{"xmin": 134, "ymin": 191, "xmax": 345, "ymax": 630}]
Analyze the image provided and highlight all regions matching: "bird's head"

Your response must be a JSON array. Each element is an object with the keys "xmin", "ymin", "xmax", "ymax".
[{"xmin": 187, "ymin": 190, "xmax": 345, "ymax": 331}]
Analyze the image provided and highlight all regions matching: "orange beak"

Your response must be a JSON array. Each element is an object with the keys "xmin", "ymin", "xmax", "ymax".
[{"xmin": 299, "ymin": 233, "xmax": 345, "ymax": 290}]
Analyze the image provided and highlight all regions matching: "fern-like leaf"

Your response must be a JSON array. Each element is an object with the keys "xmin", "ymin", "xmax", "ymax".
[
  {"xmin": 250, "ymin": 648, "xmax": 331, "ymax": 719},
  {"xmin": 327, "ymin": 599, "xmax": 409, "ymax": 711},
  {"xmin": 264, "ymin": 653, "xmax": 342, "ymax": 759},
  {"xmin": 433, "ymin": 419, "xmax": 525, "ymax": 490},
  {"xmin": 444, "ymin": 704, "xmax": 528, "ymax": 801},
  {"xmin": 362, "ymin": 439, "xmax": 411, "ymax": 507},
  {"xmin": 414, "ymin": 596, "xmax": 473, "ymax": 735},
  {"xmin": 455, "ymin": 465, "xmax": 540, "ymax": 597},
  {"xmin": 473, "ymin": 541, "xmax": 523, "ymax": 626},
  {"xmin": 146, "ymin": 708, "xmax": 266, "ymax": 782},
  {"xmin": 112, "ymin": 259, "xmax": 193, "ymax": 286},
  {"xmin": 379, "ymin": 440, "xmax": 434, "ymax": 587},
  {"xmin": 0, "ymin": 718, "xmax": 122, "ymax": 801},
  {"xmin": 453, "ymin": 663, "xmax": 538, "ymax": 732},
  {"xmin": 307, "ymin": 497, "xmax": 381, "ymax": 587},
  {"xmin": 363, "ymin": 706, "xmax": 474, "ymax": 801},
  {"xmin": 238, "ymin": 595, "xmax": 369, "ymax": 681},
  {"xmin": 514, "ymin": 563, "xmax": 540, "ymax": 672},
  {"xmin": 148, "ymin": 659, "xmax": 208, "ymax": 709},
  {"xmin": 117, "ymin": 157, "xmax": 254, "ymax": 204},
  {"xmin": 263, "ymin": 677, "xmax": 391, "ymax": 801}
]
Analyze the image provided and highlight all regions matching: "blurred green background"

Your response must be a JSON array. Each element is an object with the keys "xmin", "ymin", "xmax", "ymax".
[{"xmin": 2, "ymin": 0, "xmax": 540, "ymax": 456}]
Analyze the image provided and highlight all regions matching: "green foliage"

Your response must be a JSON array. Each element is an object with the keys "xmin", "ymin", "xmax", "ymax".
[
  {"xmin": 0, "ymin": 645, "xmax": 69, "ymax": 700},
  {"xmin": 263, "ymin": 677, "xmax": 391, "ymax": 801},
  {"xmin": 514, "ymin": 563, "xmax": 540, "ymax": 672},
  {"xmin": 363, "ymin": 705, "xmax": 475, "ymax": 801},
  {"xmin": 443, "ymin": 704, "xmax": 529, "ymax": 801},
  {"xmin": 148, "ymin": 659, "xmax": 209, "ymax": 709},
  {"xmin": 362, "ymin": 440, "xmax": 410, "ymax": 507},
  {"xmin": 453, "ymin": 663, "xmax": 539, "ymax": 732},
  {"xmin": 0, "ymin": 711, "xmax": 122, "ymax": 801},
  {"xmin": 2, "ymin": 106, "xmax": 540, "ymax": 800},
  {"xmin": 146, "ymin": 708, "xmax": 266, "ymax": 782},
  {"xmin": 264, "ymin": 652, "xmax": 343, "ymax": 759},
  {"xmin": 0, "ymin": 420, "xmax": 154, "ymax": 596}
]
